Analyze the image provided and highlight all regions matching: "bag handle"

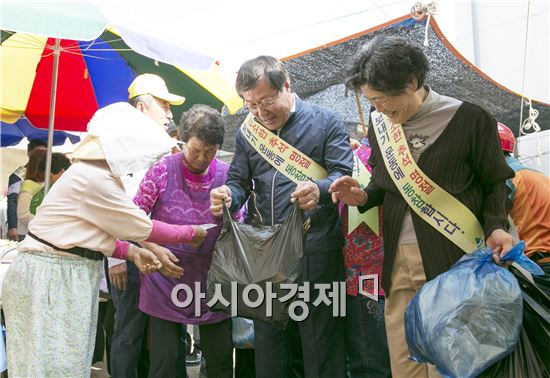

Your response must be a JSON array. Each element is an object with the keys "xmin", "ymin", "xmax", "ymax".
[
  {"xmin": 222, "ymin": 202, "xmax": 254, "ymax": 282},
  {"xmin": 249, "ymin": 191, "xmax": 263, "ymax": 224}
]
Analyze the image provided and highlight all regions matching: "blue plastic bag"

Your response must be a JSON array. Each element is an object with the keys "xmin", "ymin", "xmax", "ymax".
[
  {"xmin": 232, "ymin": 317, "xmax": 255, "ymax": 349},
  {"xmin": 0, "ymin": 325, "xmax": 6, "ymax": 373},
  {"xmin": 405, "ymin": 245, "xmax": 525, "ymax": 378},
  {"xmin": 500, "ymin": 241, "xmax": 544, "ymax": 276}
]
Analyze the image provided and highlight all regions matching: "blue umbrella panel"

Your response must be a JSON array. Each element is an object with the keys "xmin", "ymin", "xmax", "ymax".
[{"xmin": 1, "ymin": 118, "xmax": 80, "ymax": 147}]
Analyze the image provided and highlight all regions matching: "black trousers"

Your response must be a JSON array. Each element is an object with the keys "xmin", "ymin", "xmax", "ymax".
[
  {"xmin": 235, "ymin": 348, "xmax": 256, "ymax": 378},
  {"xmin": 109, "ymin": 262, "xmax": 149, "ymax": 378},
  {"xmin": 92, "ymin": 299, "xmax": 115, "ymax": 373},
  {"xmin": 254, "ymin": 306, "xmax": 346, "ymax": 378},
  {"xmin": 199, "ymin": 318, "xmax": 234, "ymax": 378},
  {"xmin": 148, "ymin": 316, "xmax": 234, "ymax": 378},
  {"xmin": 254, "ymin": 245, "xmax": 347, "ymax": 378},
  {"xmin": 148, "ymin": 316, "xmax": 187, "ymax": 378}
]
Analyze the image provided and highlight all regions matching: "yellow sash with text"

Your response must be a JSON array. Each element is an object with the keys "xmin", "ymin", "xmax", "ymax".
[
  {"xmin": 240, "ymin": 113, "xmax": 327, "ymax": 182},
  {"xmin": 371, "ymin": 111, "xmax": 484, "ymax": 253},
  {"xmin": 349, "ymin": 151, "xmax": 380, "ymax": 236}
]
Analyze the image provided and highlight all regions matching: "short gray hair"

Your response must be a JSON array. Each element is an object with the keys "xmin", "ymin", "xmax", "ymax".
[
  {"xmin": 128, "ymin": 93, "xmax": 154, "ymax": 108},
  {"xmin": 178, "ymin": 104, "xmax": 224, "ymax": 146},
  {"xmin": 235, "ymin": 56, "xmax": 289, "ymax": 96}
]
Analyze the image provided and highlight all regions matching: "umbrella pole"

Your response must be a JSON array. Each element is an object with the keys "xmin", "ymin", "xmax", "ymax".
[{"xmin": 44, "ymin": 38, "xmax": 61, "ymax": 195}]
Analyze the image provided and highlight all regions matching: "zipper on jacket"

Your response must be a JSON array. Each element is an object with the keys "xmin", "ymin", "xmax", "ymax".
[
  {"xmin": 270, "ymin": 171, "xmax": 277, "ymax": 227},
  {"xmin": 270, "ymin": 129, "xmax": 280, "ymax": 227}
]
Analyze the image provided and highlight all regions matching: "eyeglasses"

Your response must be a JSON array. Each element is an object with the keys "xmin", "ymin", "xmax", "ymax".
[
  {"xmin": 244, "ymin": 91, "xmax": 280, "ymax": 112},
  {"xmin": 365, "ymin": 94, "xmax": 391, "ymax": 105}
]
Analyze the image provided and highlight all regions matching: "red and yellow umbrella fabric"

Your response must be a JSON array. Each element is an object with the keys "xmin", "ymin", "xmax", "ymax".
[{"xmin": 1, "ymin": 31, "xmax": 241, "ymax": 132}]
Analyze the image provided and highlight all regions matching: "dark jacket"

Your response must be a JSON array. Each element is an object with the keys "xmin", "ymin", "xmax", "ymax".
[
  {"xmin": 360, "ymin": 102, "xmax": 514, "ymax": 294},
  {"xmin": 7, "ymin": 167, "xmax": 26, "ymax": 230},
  {"xmin": 227, "ymin": 96, "xmax": 353, "ymax": 277}
]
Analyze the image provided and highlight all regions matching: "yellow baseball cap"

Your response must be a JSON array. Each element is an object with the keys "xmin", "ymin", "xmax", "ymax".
[{"xmin": 128, "ymin": 74, "xmax": 185, "ymax": 105}]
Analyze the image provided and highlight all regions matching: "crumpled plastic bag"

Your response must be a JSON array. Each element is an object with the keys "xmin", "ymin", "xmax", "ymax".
[
  {"xmin": 0, "ymin": 325, "xmax": 6, "ymax": 373},
  {"xmin": 481, "ymin": 261, "xmax": 550, "ymax": 377},
  {"xmin": 232, "ymin": 317, "xmax": 255, "ymax": 349},
  {"xmin": 500, "ymin": 241, "xmax": 545, "ymax": 276},
  {"xmin": 480, "ymin": 318, "xmax": 549, "ymax": 378},
  {"xmin": 206, "ymin": 202, "xmax": 304, "ymax": 328},
  {"xmin": 405, "ymin": 244, "xmax": 526, "ymax": 378}
]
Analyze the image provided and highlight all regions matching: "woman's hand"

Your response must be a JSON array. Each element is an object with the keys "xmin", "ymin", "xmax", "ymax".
[
  {"xmin": 127, "ymin": 244, "xmax": 162, "ymax": 274},
  {"xmin": 140, "ymin": 241, "xmax": 184, "ymax": 278},
  {"xmin": 329, "ymin": 176, "xmax": 368, "ymax": 206},
  {"xmin": 486, "ymin": 228, "xmax": 515, "ymax": 264},
  {"xmin": 190, "ymin": 226, "xmax": 208, "ymax": 248}
]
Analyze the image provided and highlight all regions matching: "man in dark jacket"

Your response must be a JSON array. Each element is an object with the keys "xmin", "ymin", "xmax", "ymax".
[{"xmin": 210, "ymin": 56, "xmax": 352, "ymax": 378}]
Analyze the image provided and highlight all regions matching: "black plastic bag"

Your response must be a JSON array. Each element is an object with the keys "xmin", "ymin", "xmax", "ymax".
[
  {"xmin": 480, "ymin": 328, "xmax": 549, "ymax": 378},
  {"xmin": 481, "ymin": 266, "xmax": 550, "ymax": 377},
  {"xmin": 206, "ymin": 202, "xmax": 304, "ymax": 328}
]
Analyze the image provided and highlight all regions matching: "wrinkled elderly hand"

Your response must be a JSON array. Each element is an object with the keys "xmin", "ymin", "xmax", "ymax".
[
  {"xmin": 486, "ymin": 228, "xmax": 515, "ymax": 265},
  {"xmin": 329, "ymin": 176, "xmax": 368, "ymax": 206},
  {"xmin": 291, "ymin": 180, "xmax": 320, "ymax": 211},
  {"xmin": 109, "ymin": 262, "xmax": 128, "ymax": 291},
  {"xmin": 190, "ymin": 226, "xmax": 208, "ymax": 248},
  {"xmin": 128, "ymin": 244, "xmax": 162, "ymax": 274},
  {"xmin": 7, "ymin": 228, "xmax": 18, "ymax": 242},
  {"xmin": 140, "ymin": 241, "xmax": 183, "ymax": 278},
  {"xmin": 210, "ymin": 185, "xmax": 232, "ymax": 217}
]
